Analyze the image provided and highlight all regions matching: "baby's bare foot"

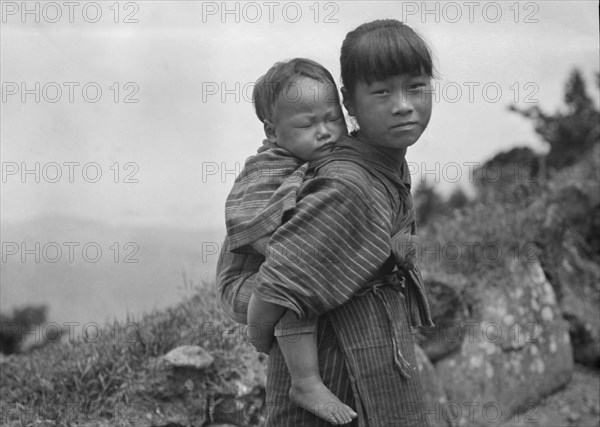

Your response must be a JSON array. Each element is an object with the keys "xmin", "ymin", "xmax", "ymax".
[{"xmin": 289, "ymin": 376, "xmax": 357, "ymax": 424}]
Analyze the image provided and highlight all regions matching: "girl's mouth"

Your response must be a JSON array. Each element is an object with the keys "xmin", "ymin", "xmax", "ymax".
[{"xmin": 390, "ymin": 121, "xmax": 417, "ymax": 130}]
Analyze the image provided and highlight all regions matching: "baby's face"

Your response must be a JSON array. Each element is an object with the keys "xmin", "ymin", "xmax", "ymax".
[{"xmin": 268, "ymin": 77, "xmax": 347, "ymax": 161}]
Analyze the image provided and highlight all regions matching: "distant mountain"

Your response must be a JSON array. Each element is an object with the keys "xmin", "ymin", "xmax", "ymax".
[{"xmin": 1, "ymin": 215, "xmax": 226, "ymax": 326}]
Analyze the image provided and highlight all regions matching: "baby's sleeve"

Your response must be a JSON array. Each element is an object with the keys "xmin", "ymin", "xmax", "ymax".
[{"xmin": 216, "ymin": 235, "xmax": 264, "ymax": 324}]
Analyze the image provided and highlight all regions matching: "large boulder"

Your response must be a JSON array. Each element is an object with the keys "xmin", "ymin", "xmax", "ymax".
[
  {"xmin": 535, "ymin": 188, "xmax": 600, "ymax": 367},
  {"xmin": 552, "ymin": 234, "xmax": 600, "ymax": 367},
  {"xmin": 435, "ymin": 259, "xmax": 573, "ymax": 426}
]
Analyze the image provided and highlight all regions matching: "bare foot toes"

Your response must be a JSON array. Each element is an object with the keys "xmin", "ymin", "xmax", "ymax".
[
  {"xmin": 289, "ymin": 377, "xmax": 357, "ymax": 425},
  {"xmin": 334, "ymin": 404, "xmax": 357, "ymax": 424}
]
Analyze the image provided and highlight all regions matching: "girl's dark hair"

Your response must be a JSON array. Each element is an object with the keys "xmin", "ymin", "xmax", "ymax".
[
  {"xmin": 341, "ymin": 20, "xmax": 434, "ymax": 97},
  {"xmin": 253, "ymin": 58, "xmax": 340, "ymax": 123}
]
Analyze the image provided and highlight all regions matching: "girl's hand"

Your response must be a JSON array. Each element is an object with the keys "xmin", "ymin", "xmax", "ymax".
[{"xmin": 391, "ymin": 233, "xmax": 420, "ymax": 271}]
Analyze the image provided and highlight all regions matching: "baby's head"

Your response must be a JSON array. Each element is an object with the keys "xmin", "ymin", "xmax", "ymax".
[{"xmin": 253, "ymin": 58, "xmax": 347, "ymax": 161}]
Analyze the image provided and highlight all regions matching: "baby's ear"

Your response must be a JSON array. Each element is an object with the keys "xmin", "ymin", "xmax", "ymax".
[
  {"xmin": 263, "ymin": 120, "xmax": 277, "ymax": 143},
  {"xmin": 341, "ymin": 87, "xmax": 355, "ymax": 117}
]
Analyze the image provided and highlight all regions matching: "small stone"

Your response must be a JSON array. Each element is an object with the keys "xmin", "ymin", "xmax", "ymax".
[
  {"xmin": 541, "ymin": 306, "xmax": 554, "ymax": 322},
  {"xmin": 566, "ymin": 411, "xmax": 581, "ymax": 422},
  {"xmin": 164, "ymin": 345, "xmax": 214, "ymax": 370},
  {"xmin": 233, "ymin": 379, "xmax": 251, "ymax": 396}
]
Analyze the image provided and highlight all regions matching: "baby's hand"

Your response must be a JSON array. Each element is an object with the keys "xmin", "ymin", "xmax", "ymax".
[{"xmin": 391, "ymin": 233, "xmax": 420, "ymax": 271}]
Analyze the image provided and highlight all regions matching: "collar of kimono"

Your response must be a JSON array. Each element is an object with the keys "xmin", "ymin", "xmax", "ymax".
[{"xmin": 316, "ymin": 133, "xmax": 412, "ymax": 191}]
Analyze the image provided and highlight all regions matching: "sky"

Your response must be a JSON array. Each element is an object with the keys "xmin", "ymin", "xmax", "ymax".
[{"xmin": 2, "ymin": 1, "xmax": 599, "ymax": 232}]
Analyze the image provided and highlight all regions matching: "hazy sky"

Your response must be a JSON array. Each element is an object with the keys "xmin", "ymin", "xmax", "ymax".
[{"xmin": 2, "ymin": 1, "xmax": 599, "ymax": 231}]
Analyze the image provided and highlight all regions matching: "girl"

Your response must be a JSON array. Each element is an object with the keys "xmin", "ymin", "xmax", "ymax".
[{"xmin": 220, "ymin": 19, "xmax": 435, "ymax": 426}]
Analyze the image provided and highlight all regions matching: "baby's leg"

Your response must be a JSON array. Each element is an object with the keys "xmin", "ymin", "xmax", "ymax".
[{"xmin": 276, "ymin": 312, "xmax": 357, "ymax": 425}]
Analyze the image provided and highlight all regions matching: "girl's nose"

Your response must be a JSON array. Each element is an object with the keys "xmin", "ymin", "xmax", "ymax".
[{"xmin": 391, "ymin": 92, "xmax": 413, "ymax": 115}]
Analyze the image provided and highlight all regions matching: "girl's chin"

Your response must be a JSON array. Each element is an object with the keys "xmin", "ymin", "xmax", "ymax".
[
  {"xmin": 380, "ymin": 139, "xmax": 417, "ymax": 151},
  {"xmin": 376, "ymin": 145, "xmax": 410, "ymax": 160},
  {"xmin": 357, "ymin": 132, "xmax": 417, "ymax": 152}
]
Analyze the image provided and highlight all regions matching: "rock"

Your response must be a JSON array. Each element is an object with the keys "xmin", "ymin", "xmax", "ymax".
[
  {"xmin": 151, "ymin": 424, "xmax": 188, "ymax": 427},
  {"xmin": 208, "ymin": 386, "xmax": 265, "ymax": 427},
  {"xmin": 536, "ymin": 189, "xmax": 600, "ymax": 367},
  {"xmin": 414, "ymin": 344, "xmax": 451, "ymax": 427},
  {"xmin": 419, "ymin": 272, "xmax": 470, "ymax": 362},
  {"xmin": 566, "ymin": 410, "xmax": 581, "ymax": 423},
  {"xmin": 203, "ymin": 424, "xmax": 242, "ymax": 427},
  {"xmin": 164, "ymin": 345, "xmax": 214, "ymax": 370},
  {"xmin": 435, "ymin": 259, "xmax": 573, "ymax": 426},
  {"xmin": 545, "ymin": 240, "xmax": 599, "ymax": 367},
  {"xmin": 234, "ymin": 350, "xmax": 267, "ymax": 393}
]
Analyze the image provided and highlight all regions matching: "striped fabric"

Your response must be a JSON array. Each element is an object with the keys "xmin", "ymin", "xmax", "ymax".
[
  {"xmin": 225, "ymin": 141, "xmax": 307, "ymax": 253},
  {"xmin": 217, "ymin": 247, "xmax": 263, "ymax": 325},
  {"xmin": 216, "ymin": 134, "xmax": 432, "ymax": 426},
  {"xmin": 252, "ymin": 136, "xmax": 433, "ymax": 327},
  {"xmin": 265, "ymin": 288, "xmax": 429, "ymax": 427}
]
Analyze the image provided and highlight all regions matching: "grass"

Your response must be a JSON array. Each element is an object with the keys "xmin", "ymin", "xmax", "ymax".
[
  {"xmin": 423, "ymin": 144, "xmax": 599, "ymax": 280},
  {"xmin": 0, "ymin": 283, "xmax": 266, "ymax": 426}
]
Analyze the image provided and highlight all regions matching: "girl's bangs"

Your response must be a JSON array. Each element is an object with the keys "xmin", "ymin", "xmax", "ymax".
[{"xmin": 355, "ymin": 29, "xmax": 432, "ymax": 84}]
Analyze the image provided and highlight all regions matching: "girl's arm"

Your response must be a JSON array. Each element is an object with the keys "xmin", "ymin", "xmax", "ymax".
[{"xmin": 252, "ymin": 169, "xmax": 396, "ymax": 319}]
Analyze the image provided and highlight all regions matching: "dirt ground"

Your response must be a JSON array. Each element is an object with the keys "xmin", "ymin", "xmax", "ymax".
[{"xmin": 501, "ymin": 365, "xmax": 600, "ymax": 427}]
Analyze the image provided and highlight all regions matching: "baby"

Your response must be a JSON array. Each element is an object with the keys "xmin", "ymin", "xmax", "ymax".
[{"xmin": 222, "ymin": 58, "xmax": 356, "ymax": 424}]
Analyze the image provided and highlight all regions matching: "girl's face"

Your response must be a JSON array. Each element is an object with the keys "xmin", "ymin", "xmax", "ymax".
[{"xmin": 343, "ymin": 73, "xmax": 432, "ymax": 155}]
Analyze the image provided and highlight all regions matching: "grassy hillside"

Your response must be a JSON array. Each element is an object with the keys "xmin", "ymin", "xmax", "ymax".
[{"xmin": 0, "ymin": 283, "xmax": 266, "ymax": 426}]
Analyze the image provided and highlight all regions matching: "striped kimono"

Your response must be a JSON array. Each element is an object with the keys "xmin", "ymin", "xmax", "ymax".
[{"xmin": 217, "ymin": 135, "xmax": 432, "ymax": 426}]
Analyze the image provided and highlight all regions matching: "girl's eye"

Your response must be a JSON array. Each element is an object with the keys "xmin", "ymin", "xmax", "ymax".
[
  {"xmin": 372, "ymin": 89, "xmax": 390, "ymax": 96},
  {"xmin": 407, "ymin": 83, "xmax": 426, "ymax": 92},
  {"xmin": 406, "ymin": 78, "xmax": 430, "ymax": 92}
]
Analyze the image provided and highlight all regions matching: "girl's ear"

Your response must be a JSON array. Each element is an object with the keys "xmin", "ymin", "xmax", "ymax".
[
  {"xmin": 263, "ymin": 120, "xmax": 277, "ymax": 143},
  {"xmin": 341, "ymin": 87, "xmax": 355, "ymax": 117}
]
